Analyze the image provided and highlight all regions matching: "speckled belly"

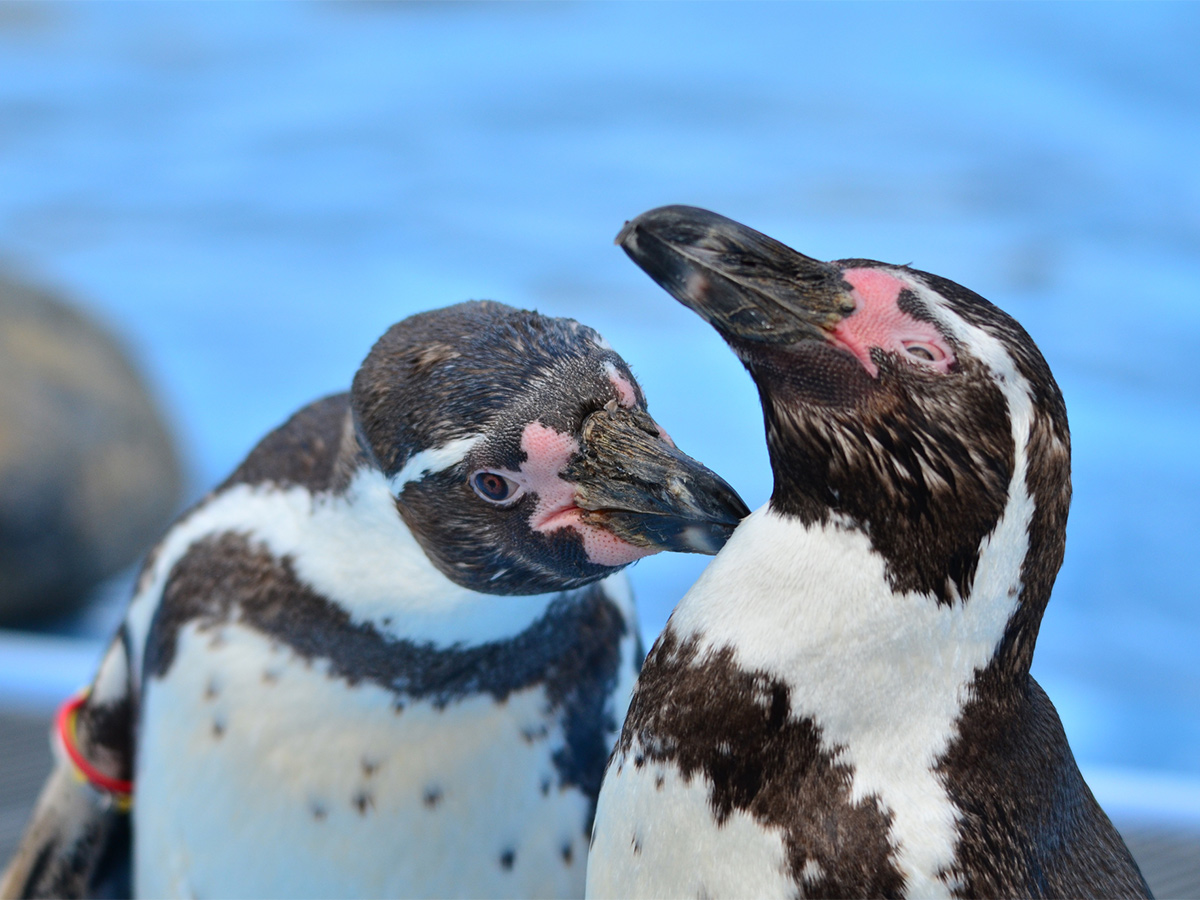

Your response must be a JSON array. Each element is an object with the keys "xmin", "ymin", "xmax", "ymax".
[{"xmin": 135, "ymin": 620, "xmax": 591, "ymax": 899}]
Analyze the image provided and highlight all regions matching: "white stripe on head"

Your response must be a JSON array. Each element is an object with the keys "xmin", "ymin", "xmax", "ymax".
[
  {"xmin": 603, "ymin": 361, "xmax": 638, "ymax": 408},
  {"xmin": 388, "ymin": 434, "xmax": 482, "ymax": 492},
  {"xmin": 902, "ymin": 271, "xmax": 1027, "ymax": 398}
]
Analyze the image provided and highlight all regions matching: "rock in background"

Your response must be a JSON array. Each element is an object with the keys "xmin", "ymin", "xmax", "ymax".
[{"xmin": 0, "ymin": 273, "xmax": 183, "ymax": 625}]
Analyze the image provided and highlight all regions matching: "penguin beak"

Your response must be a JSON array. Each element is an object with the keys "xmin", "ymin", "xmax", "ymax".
[
  {"xmin": 565, "ymin": 402, "xmax": 749, "ymax": 555},
  {"xmin": 615, "ymin": 205, "xmax": 855, "ymax": 346}
]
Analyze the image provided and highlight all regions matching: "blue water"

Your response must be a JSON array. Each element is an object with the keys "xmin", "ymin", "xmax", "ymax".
[{"xmin": 0, "ymin": 2, "xmax": 1196, "ymax": 776}]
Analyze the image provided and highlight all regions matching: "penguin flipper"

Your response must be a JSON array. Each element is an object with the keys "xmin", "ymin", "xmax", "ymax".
[
  {"xmin": 1021, "ymin": 679, "xmax": 1153, "ymax": 899},
  {"xmin": 0, "ymin": 638, "xmax": 136, "ymax": 900},
  {"xmin": 944, "ymin": 675, "xmax": 1152, "ymax": 899},
  {"xmin": 0, "ymin": 767, "xmax": 130, "ymax": 899}
]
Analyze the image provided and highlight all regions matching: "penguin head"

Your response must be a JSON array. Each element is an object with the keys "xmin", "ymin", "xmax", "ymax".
[
  {"xmin": 618, "ymin": 206, "xmax": 1070, "ymax": 666},
  {"xmin": 351, "ymin": 300, "xmax": 748, "ymax": 595}
]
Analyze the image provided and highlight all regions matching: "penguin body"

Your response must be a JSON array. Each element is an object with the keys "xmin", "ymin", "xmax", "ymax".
[
  {"xmin": 3, "ymin": 300, "xmax": 747, "ymax": 899},
  {"xmin": 130, "ymin": 396, "xmax": 633, "ymax": 899},
  {"xmin": 586, "ymin": 208, "xmax": 1150, "ymax": 900}
]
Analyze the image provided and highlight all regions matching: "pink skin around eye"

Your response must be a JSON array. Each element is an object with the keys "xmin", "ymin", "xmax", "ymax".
[
  {"xmin": 831, "ymin": 268, "xmax": 955, "ymax": 378},
  {"xmin": 519, "ymin": 421, "xmax": 654, "ymax": 567}
]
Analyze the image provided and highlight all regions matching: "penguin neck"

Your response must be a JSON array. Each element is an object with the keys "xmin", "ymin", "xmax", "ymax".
[
  {"xmin": 132, "ymin": 467, "xmax": 580, "ymax": 653},
  {"xmin": 301, "ymin": 466, "xmax": 591, "ymax": 647},
  {"xmin": 667, "ymin": 492, "xmax": 1034, "ymax": 733}
]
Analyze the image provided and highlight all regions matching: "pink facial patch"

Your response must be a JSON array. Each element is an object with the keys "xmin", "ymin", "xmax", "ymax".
[
  {"xmin": 520, "ymin": 421, "xmax": 653, "ymax": 567},
  {"xmin": 604, "ymin": 362, "xmax": 638, "ymax": 409},
  {"xmin": 832, "ymin": 268, "xmax": 955, "ymax": 378},
  {"xmin": 602, "ymin": 361, "xmax": 673, "ymax": 445}
]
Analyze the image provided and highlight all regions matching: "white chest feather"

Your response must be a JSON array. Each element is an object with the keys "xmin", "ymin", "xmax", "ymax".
[{"xmin": 588, "ymin": 756, "xmax": 794, "ymax": 900}]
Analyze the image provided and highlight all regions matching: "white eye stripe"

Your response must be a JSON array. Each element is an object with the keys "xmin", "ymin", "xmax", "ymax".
[{"xmin": 390, "ymin": 435, "xmax": 483, "ymax": 491}]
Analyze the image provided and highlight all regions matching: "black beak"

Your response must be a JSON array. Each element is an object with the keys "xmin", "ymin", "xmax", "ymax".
[
  {"xmin": 616, "ymin": 205, "xmax": 856, "ymax": 345},
  {"xmin": 565, "ymin": 402, "xmax": 749, "ymax": 555}
]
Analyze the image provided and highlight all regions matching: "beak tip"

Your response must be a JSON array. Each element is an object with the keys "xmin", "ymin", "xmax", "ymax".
[
  {"xmin": 619, "ymin": 205, "xmax": 851, "ymax": 347},
  {"xmin": 679, "ymin": 522, "xmax": 740, "ymax": 556},
  {"xmin": 615, "ymin": 219, "xmax": 635, "ymax": 247}
]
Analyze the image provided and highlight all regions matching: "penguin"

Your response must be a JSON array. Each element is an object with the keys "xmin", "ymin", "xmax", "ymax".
[
  {"xmin": 1, "ymin": 299, "xmax": 749, "ymax": 900},
  {"xmin": 586, "ymin": 207, "xmax": 1152, "ymax": 900}
]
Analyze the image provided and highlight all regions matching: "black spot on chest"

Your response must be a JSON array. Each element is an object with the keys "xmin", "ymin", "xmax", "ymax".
[
  {"xmin": 352, "ymin": 790, "xmax": 375, "ymax": 815},
  {"xmin": 617, "ymin": 628, "xmax": 906, "ymax": 899},
  {"xmin": 144, "ymin": 532, "xmax": 630, "ymax": 816}
]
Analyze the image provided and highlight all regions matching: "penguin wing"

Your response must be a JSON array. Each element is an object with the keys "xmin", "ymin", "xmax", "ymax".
[
  {"xmin": 0, "ymin": 635, "xmax": 136, "ymax": 900},
  {"xmin": 944, "ymin": 675, "xmax": 1152, "ymax": 899}
]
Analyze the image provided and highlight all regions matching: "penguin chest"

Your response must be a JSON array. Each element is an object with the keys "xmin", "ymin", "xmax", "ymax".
[
  {"xmin": 587, "ymin": 754, "xmax": 795, "ymax": 900},
  {"xmin": 135, "ymin": 620, "xmax": 591, "ymax": 899}
]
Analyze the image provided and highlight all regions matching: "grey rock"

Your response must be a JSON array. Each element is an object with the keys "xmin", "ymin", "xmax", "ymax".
[{"xmin": 0, "ymin": 273, "xmax": 184, "ymax": 624}]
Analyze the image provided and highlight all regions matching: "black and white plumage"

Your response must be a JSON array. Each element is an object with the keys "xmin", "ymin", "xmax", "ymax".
[
  {"xmin": 1, "ymin": 300, "xmax": 748, "ymax": 900},
  {"xmin": 586, "ymin": 207, "xmax": 1151, "ymax": 899}
]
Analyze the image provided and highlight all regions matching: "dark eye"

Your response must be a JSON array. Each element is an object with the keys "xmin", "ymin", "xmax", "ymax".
[
  {"xmin": 471, "ymin": 471, "xmax": 522, "ymax": 505},
  {"xmin": 902, "ymin": 342, "xmax": 946, "ymax": 363}
]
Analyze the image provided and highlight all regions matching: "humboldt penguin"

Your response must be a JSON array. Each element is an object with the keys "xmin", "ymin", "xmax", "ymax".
[
  {"xmin": 586, "ymin": 206, "xmax": 1150, "ymax": 900},
  {"xmin": 2, "ymin": 299, "xmax": 748, "ymax": 900}
]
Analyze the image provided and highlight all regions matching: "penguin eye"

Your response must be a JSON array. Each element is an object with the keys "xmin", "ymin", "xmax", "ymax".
[
  {"xmin": 470, "ymin": 471, "xmax": 524, "ymax": 505},
  {"xmin": 902, "ymin": 342, "xmax": 946, "ymax": 364}
]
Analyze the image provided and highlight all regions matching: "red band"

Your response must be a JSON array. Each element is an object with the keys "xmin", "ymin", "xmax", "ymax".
[{"xmin": 56, "ymin": 692, "xmax": 134, "ymax": 800}]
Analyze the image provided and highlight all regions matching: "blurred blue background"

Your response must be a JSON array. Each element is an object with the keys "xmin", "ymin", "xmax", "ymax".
[{"xmin": 0, "ymin": 1, "xmax": 1196, "ymax": 789}]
